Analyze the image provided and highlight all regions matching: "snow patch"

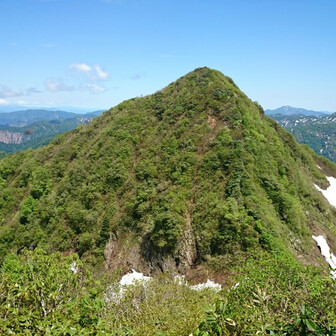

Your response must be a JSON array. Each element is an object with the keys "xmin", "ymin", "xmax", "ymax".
[
  {"xmin": 174, "ymin": 275, "xmax": 187, "ymax": 286},
  {"xmin": 119, "ymin": 269, "xmax": 151, "ymax": 286},
  {"xmin": 174, "ymin": 275, "xmax": 221, "ymax": 291},
  {"xmin": 316, "ymin": 165, "xmax": 322, "ymax": 170},
  {"xmin": 106, "ymin": 269, "xmax": 152, "ymax": 303},
  {"xmin": 70, "ymin": 261, "xmax": 78, "ymax": 274},
  {"xmin": 189, "ymin": 279, "xmax": 222, "ymax": 292},
  {"xmin": 106, "ymin": 271, "xmax": 222, "ymax": 303},
  {"xmin": 232, "ymin": 282, "xmax": 240, "ymax": 289},
  {"xmin": 312, "ymin": 235, "xmax": 336, "ymax": 279},
  {"xmin": 314, "ymin": 176, "xmax": 336, "ymax": 207}
]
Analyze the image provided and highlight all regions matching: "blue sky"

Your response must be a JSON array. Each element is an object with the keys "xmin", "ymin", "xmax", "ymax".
[{"xmin": 1, "ymin": 0, "xmax": 336, "ymax": 111}]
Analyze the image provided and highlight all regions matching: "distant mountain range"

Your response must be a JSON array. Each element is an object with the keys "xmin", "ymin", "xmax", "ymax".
[
  {"xmin": 269, "ymin": 111, "xmax": 336, "ymax": 163},
  {"xmin": 0, "ymin": 105, "xmax": 106, "ymax": 114},
  {"xmin": 0, "ymin": 109, "xmax": 104, "ymax": 127},
  {"xmin": 0, "ymin": 110, "xmax": 79, "ymax": 127},
  {"xmin": 0, "ymin": 109, "xmax": 105, "ymax": 157},
  {"xmin": 265, "ymin": 105, "xmax": 333, "ymax": 117}
]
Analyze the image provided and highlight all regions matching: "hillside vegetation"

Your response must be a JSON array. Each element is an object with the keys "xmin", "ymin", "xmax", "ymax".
[
  {"xmin": 1, "ymin": 68, "xmax": 336, "ymax": 334},
  {"xmin": 1, "ymin": 67, "xmax": 334, "ymax": 265}
]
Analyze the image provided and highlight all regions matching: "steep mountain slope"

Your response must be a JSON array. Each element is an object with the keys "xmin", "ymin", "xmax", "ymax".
[
  {"xmin": 0, "ymin": 67, "xmax": 336, "ymax": 276},
  {"xmin": 270, "ymin": 113, "xmax": 336, "ymax": 163},
  {"xmin": 266, "ymin": 105, "xmax": 332, "ymax": 117}
]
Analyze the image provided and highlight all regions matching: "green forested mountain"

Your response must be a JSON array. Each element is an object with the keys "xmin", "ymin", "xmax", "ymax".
[
  {"xmin": 1, "ymin": 68, "xmax": 336, "ymax": 334},
  {"xmin": 270, "ymin": 113, "xmax": 336, "ymax": 163},
  {"xmin": 1, "ymin": 67, "xmax": 334, "ymax": 266}
]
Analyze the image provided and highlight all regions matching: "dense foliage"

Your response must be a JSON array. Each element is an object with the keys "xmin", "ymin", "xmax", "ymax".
[
  {"xmin": 195, "ymin": 251, "xmax": 336, "ymax": 335},
  {"xmin": 1, "ymin": 248, "xmax": 335, "ymax": 335},
  {"xmin": 1, "ymin": 67, "xmax": 336, "ymax": 334},
  {"xmin": 0, "ymin": 249, "xmax": 219, "ymax": 335},
  {"xmin": 0, "ymin": 67, "xmax": 335, "ymax": 269}
]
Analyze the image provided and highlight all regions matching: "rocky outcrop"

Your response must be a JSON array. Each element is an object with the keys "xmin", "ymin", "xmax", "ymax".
[
  {"xmin": 0, "ymin": 131, "xmax": 24, "ymax": 144},
  {"xmin": 104, "ymin": 210, "xmax": 199, "ymax": 275}
]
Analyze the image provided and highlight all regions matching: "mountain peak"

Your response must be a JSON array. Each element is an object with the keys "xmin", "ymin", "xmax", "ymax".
[
  {"xmin": 0, "ymin": 69, "xmax": 335, "ymax": 277},
  {"xmin": 175, "ymin": 66, "xmax": 237, "ymax": 87}
]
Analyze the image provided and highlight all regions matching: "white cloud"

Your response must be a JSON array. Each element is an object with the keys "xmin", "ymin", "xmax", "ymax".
[
  {"xmin": 0, "ymin": 85, "xmax": 22, "ymax": 98},
  {"xmin": 45, "ymin": 79, "xmax": 74, "ymax": 92},
  {"xmin": 70, "ymin": 63, "xmax": 92, "ymax": 73},
  {"xmin": 0, "ymin": 85, "xmax": 41, "ymax": 98},
  {"xmin": 45, "ymin": 63, "xmax": 109, "ymax": 95},
  {"xmin": 0, "ymin": 98, "xmax": 9, "ymax": 105},
  {"xmin": 16, "ymin": 100, "xmax": 28, "ymax": 105},
  {"xmin": 26, "ymin": 87, "xmax": 41, "ymax": 95},
  {"xmin": 84, "ymin": 83, "xmax": 106, "ymax": 94},
  {"xmin": 70, "ymin": 63, "xmax": 108, "ymax": 81},
  {"xmin": 66, "ymin": 62, "xmax": 109, "ymax": 94},
  {"xmin": 94, "ymin": 65, "xmax": 108, "ymax": 80}
]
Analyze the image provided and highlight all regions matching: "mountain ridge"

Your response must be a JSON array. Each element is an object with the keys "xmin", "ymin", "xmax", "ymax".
[
  {"xmin": 0, "ymin": 109, "xmax": 105, "ymax": 127},
  {"xmin": 0, "ymin": 105, "xmax": 106, "ymax": 114},
  {"xmin": 2, "ymin": 67, "xmax": 336, "ymax": 334},
  {"xmin": 0, "ymin": 67, "xmax": 335, "ymax": 276}
]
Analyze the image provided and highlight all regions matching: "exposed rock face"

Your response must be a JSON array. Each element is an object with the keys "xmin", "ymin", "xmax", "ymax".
[
  {"xmin": 175, "ymin": 210, "xmax": 198, "ymax": 273},
  {"xmin": 104, "ymin": 233, "xmax": 129, "ymax": 270},
  {"xmin": 0, "ymin": 131, "xmax": 23, "ymax": 144},
  {"xmin": 104, "ymin": 235, "xmax": 176, "ymax": 275},
  {"xmin": 104, "ymin": 233, "xmax": 145, "ymax": 272},
  {"xmin": 104, "ymin": 211, "xmax": 199, "ymax": 275}
]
